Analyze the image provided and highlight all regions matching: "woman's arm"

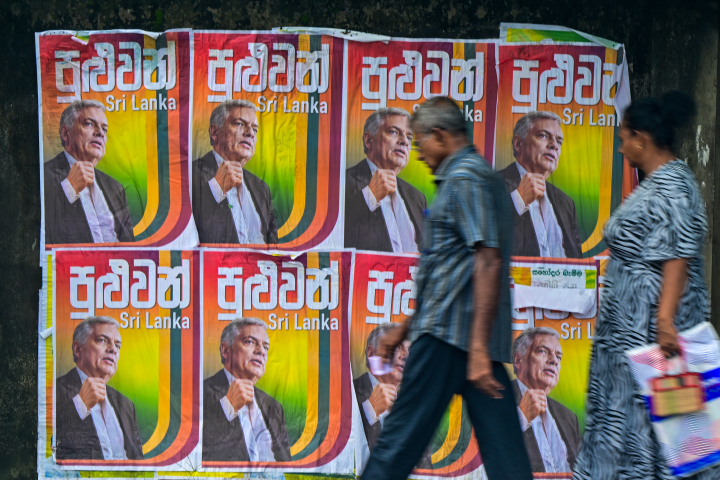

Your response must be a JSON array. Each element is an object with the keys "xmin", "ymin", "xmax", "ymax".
[{"xmin": 656, "ymin": 258, "xmax": 689, "ymax": 357}]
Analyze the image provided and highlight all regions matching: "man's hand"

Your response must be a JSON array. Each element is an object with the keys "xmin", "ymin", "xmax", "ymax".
[
  {"xmin": 215, "ymin": 161, "xmax": 244, "ymax": 194},
  {"xmin": 67, "ymin": 161, "xmax": 95, "ymax": 195},
  {"xmin": 516, "ymin": 173, "xmax": 546, "ymax": 206},
  {"xmin": 518, "ymin": 389, "xmax": 547, "ymax": 422},
  {"xmin": 226, "ymin": 378, "xmax": 254, "ymax": 412},
  {"xmin": 376, "ymin": 322, "xmax": 409, "ymax": 361},
  {"xmin": 368, "ymin": 169, "xmax": 397, "ymax": 202},
  {"xmin": 467, "ymin": 350, "xmax": 504, "ymax": 399},
  {"xmin": 78, "ymin": 378, "xmax": 106, "ymax": 410},
  {"xmin": 368, "ymin": 383, "xmax": 397, "ymax": 416},
  {"xmin": 657, "ymin": 318, "xmax": 680, "ymax": 358}
]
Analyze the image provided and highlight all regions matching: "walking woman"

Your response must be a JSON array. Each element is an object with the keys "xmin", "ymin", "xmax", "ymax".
[{"xmin": 572, "ymin": 91, "xmax": 720, "ymax": 479}]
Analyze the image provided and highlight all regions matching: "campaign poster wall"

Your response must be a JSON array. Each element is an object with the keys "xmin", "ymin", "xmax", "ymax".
[
  {"xmin": 343, "ymin": 38, "xmax": 498, "ymax": 255},
  {"xmin": 201, "ymin": 250, "xmax": 354, "ymax": 473},
  {"xmin": 49, "ymin": 249, "xmax": 201, "ymax": 469},
  {"xmin": 192, "ymin": 32, "xmax": 345, "ymax": 250},
  {"xmin": 36, "ymin": 30, "xmax": 197, "ymax": 252},
  {"xmin": 351, "ymin": 252, "xmax": 483, "ymax": 478}
]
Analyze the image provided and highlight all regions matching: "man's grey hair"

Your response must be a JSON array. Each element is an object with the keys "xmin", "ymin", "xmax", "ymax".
[
  {"xmin": 410, "ymin": 96, "xmax": 467, "ymax": 138},
  {"xmin": 72, "ymin": 316, "xmax": 121, "ymax": 363},
  {"xmin": 512, "ymin": 111, "xmax": 563, "ymax": 158},
  {"xmin": 59, "ymin": 100, "xmax": 106, "ymax": 147},
  {"xmin": 363, "ymin": 107, "xmax": 411, "ymax": 155},
  {"xmin": 209, "ymin": 99, "xmax": 258, "ymax": 146},
  {"xmin": 512, "ymin": 327, "xmax": 561, "ymax": 373},
  {"xmin": 365, "ymin": 322, "xmax": 402, "ymax": 368},
  {"xmin": 219, "ymin": 317, "xmax": 267, "ymax": 364}
]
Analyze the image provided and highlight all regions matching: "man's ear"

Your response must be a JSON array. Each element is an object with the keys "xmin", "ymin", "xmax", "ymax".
[
  {"xmin": 431, "ymin": 128, "xmax": 445, "ymax": 147},
  {"xmin": 209, "ymin": 124, "xmax": 219, "ymax": 147},
  {"xmin": 60, "ymin": 125, "xmax": 70, "ymax": 147},
  {"xmin": 363, "ymin": 131, "xmax": 374, "ymax": 154},
  {"xmin": 512, "ymin": 135, "xmax": 523, "ymax": 158},
  {"xmin": 220, "ymin": 342, "xmax": 230, "ymax": 366},
  {"xmin": 366, "ymin": 345, "xmax": 375, "ymax": 359},
  {"xmin": 513, "ymin": 352, "xmax": 523, "ymax": 376},
  {"xmin": 72, "ymin": 341, "xmax": 82, "ymax": 362}
]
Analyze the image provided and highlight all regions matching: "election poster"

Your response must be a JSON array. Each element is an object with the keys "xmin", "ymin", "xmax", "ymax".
[
  {"xmin": 350, "ymin": 252, "xmax": 483, "ymax": 478},
  {"xmin": 495, "ymin": 40, "xmax": 632, "ymax": 259},
  {"xmin": 45, "ymin": 249, "xmax": 201, "ymax": 469},
  {"xmin": 343, "ymin": 38, "xmax": 498, "ymax": 254},
  {"xmin": 201, "ymin": 249, "xmax": 354, "ymax": 473},
  {"xmin": 192, "ymin": 32, "xmax": 345, "ymax": 250},
  {"xmin": 36, "ymin": 30, "xmax": 198, "ymax": 252}
]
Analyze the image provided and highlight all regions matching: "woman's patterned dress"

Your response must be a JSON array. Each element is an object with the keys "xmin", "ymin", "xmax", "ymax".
[{"xmin": 573, "ymin": 160, "xmax": 720, "ymax": 479}]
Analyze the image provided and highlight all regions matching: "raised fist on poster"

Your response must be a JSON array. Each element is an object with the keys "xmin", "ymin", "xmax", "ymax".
[
  {"xmin": 78, "ymin": 377, "xmax": 107, "ymax": 410},
  {"xmin": 214, "ymin": 160, "xmax": 245, "ymax": 194},
  {"xmin": 66, "ymin": 161, "xmax": 96, "ymax": 195},
  {"xmin": 368, "ymin": 382, "xmax": 397, "ymax": 416},
  {"xmin": 516, "ymin": 172, "xmax": 547, "ymax": 207},
  {"xmin": 368, "ymin": 169, "xmax": 397, "ymax": 202},
  {"xmin": 226, "ymin": 378, "xmax": 255, "ymax": 412},
  {"xmin": 518, "ymin": 388, "xmax": 547, "ymax": 422}
]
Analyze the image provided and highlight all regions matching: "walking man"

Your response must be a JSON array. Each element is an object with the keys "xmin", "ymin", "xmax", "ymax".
[{"xmin": 360, "ymin": 96, "xmax": 533, "ymax": 480}]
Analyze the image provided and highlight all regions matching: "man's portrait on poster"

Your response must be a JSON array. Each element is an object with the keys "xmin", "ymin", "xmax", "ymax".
[
  {"xmin": 44, "ymin": 100, "xmax": 135, "ymax": 245},
  {"xmin": 56, "ymin": 316, "xmax": 144, "ymax": 461},
  {"xmin": 203, "ymin": 317, "xmax": 291, "ymax": 462},
  {"xmin": 498, "ymin": 111, "xmax": 582, "ymax": 258},
  {"xmin": 354, "ymin": 323, "xmax": 432, "ymax": 468},
  {"xmin": 512, "ymin": 327, "xmax": 581, "ymax": 473},
  {"xmin": 345, "ymin": 108, "xmax": 427, "ymax": 253},
  {"xmin": 193, "ymin": 100, "xmax": 279, "ymax": 245}
]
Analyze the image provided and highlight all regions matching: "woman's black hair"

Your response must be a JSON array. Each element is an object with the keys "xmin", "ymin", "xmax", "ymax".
[{"xmin": 622, "ymin": 91, "xmax": 696, "ymax": 152}]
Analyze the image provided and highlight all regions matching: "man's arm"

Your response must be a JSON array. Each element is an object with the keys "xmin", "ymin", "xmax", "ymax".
[{"xmin": 467, "ymin": 246, "xmax": 504, "ymax": 399}]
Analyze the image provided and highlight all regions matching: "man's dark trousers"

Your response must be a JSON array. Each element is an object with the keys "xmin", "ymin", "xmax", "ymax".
[{"xmin": 361, "ymin": 334, "xmax": 533, "ymax": 480}]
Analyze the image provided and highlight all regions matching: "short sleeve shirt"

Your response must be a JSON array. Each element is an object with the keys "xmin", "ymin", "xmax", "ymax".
[{"xmin": 407, "ymin": 146, "xmax": 514, "ymax": 363}]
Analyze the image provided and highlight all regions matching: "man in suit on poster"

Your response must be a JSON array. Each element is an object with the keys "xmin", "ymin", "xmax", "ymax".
[
  {"xmin": 44, "ymin": 100, "xmax": 135, "ymax": 244},
  {"xmin": 354, "ymin": 323, "xmax": 432, "ymax": 469},
  {"xmin": 497, "ymin": 111, "xmax": 582, "ymax": 258},
  {"xmin": 55, "ymin": 316, "xmax": 144, "ymax": 461},
  {"xmin": 345, "ymin": 108, "xmax": 427, "ymax": 253},
  {"xmin": 512, "ymin": 327, "xmax": 581, "ymax": 473},
  {"xmin": 203, "ymin": 317, "xmax": 291, "ymax": 462},
  {"xmin": 193, "ymin": 100, "xmax": 278, "ymax": 245}
]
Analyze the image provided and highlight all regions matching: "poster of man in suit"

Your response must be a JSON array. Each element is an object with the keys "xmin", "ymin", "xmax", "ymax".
[
  {"xmin": 44, "ymin": 100, "xmax": 135, "ymax": 245},
  {"xmin": 511, "ymin": 327, "xmax": 581, "ymax": 473},
  {"xmin": 192, "ymin": 100, "xmax": 279, "ymax": 245},
  {"xmin": 354, "ymin": 323, "xmax": 432, "ymax": 468},
  {"xmin": 497, "ymin": 111, "xmax": 582, "ymax": 258},
  {"xmin": 203, "ymin": 317, "xmax": 291, "ymax": 462},
  {"xmin": 37, "ymin": 30, "xmax": 197, "ymax": 251},
  {"xmin": 344, "ymin": 108, "xmax": 426, "ymax": 253},
  {"xmin": 55, "ymin": 316, "xmax": 144, "ymax": 461}
]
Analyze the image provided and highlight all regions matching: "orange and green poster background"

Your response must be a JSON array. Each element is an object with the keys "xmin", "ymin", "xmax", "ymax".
[{"xmin": 37, "ymin": 30, "xmax": 197, "ymax": 250}]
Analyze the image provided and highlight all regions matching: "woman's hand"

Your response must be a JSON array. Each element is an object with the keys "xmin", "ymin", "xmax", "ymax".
[
  {"xmin": 656, "ymin": 258, "xmax": 688, "ymax": 358},
  {"xmin": 657, "ymin": 317, "xmax": 680, "ymax": 358}
]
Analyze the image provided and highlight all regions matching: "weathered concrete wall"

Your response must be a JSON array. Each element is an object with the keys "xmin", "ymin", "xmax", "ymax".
[{"xmin": 0, "ymin": 0, "xmax": 717, "ymax": 478}]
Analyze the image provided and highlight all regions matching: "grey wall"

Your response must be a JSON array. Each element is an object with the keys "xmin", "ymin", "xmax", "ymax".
[{"xmin": 0, "ymin": 0, "xmax": 717, "ymax": 478}]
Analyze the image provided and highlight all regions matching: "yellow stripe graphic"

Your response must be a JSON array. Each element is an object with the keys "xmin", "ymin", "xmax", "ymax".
[
  {"xmin": 431, "ymin": 395, "xmax": 463, "ymax": 464},
  {"xmin": 290, "ymin": 252, "xmax": 320, "ymax": 455},
  {"xmin": 142, "ymin": 252, "xmax": 172, "ymax": 453}
]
